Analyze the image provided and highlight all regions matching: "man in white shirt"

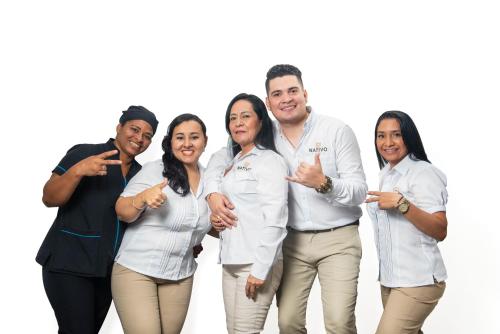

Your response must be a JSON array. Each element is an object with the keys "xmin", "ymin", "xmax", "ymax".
[{"xmin": 207, "ymin": 64, "xmax": 367, "ymax": 334}]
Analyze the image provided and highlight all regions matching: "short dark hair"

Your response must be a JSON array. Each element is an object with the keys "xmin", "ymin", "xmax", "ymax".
[
  {"xmin": 162, "ymin": 113, "xmax": 207, "ymax": 196},
  {"xmin": 225, "ymin": 93, "xmax": 277, "ymax": 157},
  {"xmin": 374, "ymin": 110, "xmax": 430, "ymax": 169},
  {"xmin": 265, "ymin": 64, "xmax": 303, "ymax": 94}
]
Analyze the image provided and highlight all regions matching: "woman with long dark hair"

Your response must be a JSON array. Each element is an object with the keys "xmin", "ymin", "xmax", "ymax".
[
  {"xmin": 366, "ymin": 110, "xmax": 448, "ymax": 334},
  {"xmin": 211, "ymin": 93, "xmax": 288, "ymax": 333},
  {"xmin": 112, "ymin": 113, "xmax": 213, "ymax": 334}
]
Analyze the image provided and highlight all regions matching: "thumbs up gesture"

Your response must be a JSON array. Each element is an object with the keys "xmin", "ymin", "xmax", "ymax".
[
  {"xmin": 137, "ymin": 179, "xmax": 169, "ymax": 209},
  {"xmin": 285, "ymin": 153, "xmax": 327, "ymax": 189}
]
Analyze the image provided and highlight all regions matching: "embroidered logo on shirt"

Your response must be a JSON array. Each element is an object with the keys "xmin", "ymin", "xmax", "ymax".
[
  {"xmin": 309, "ymin": 142, "xmax": 328, "ymax": 153},
  {"xmin": 237, "ymin": 161, "xmax": 252, "ymax": 171}
]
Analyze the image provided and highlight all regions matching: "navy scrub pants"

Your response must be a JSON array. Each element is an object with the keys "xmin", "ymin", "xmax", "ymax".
[{"xmin": 42, "ymin": 267, "xmax": 112, "ymax": 334}]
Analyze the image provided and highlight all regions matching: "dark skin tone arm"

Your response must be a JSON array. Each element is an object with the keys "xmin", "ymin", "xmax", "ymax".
[{"xmin": 42, "ymin": 150, "xmax": 122, "ymax": 207}]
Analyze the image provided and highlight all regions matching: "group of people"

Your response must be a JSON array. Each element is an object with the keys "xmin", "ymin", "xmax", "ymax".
[{"xmin": 37, "ymin": 64, "xmax": 448, "ymax": 334}]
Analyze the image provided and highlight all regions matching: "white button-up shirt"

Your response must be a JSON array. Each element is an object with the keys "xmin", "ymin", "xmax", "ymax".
[
  {"xmin": 206, "ymin": 110, "xmax": 367, "ymax": 231},
  {"xmin": 366, "ymin": 155, "xmax": 448, "ymax": 287},
  {"xmin": 115, "ymin": 159, "xmax": 211, "ymax": 281},
  {"xmin": 218, "ymin": 147, "xmax": 288, "ymax": 280},
  {"xmin": 274, "ymin": 110, "xmax": 367, "ymax": 230}
]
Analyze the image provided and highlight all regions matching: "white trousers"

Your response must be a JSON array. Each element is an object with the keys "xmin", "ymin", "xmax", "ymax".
[{"xmin": 222, "ymin": 261, "xmax": 282, "ymax": 334}]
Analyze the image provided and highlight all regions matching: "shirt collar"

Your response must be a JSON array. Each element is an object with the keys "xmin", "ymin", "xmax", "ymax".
[
  {"xmin": 232, "ymin": 146, "xmax": 263, "ymax": 164},
  {"xmin": 379, "ymin": 154, "xmax": 413, "ymax": 178},
  {"xmin": 274, "ymin": 106, "xmax": 315, "ymax": 138},
  {"xmin": 303, "ymin": 106, "xmax": 314, "ymax": 133}
]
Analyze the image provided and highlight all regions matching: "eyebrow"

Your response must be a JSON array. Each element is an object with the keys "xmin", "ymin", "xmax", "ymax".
[
  {"xmin": 230, "ymin": 111, "xmax": 252, "ymax": 116},
  {"xmin": 174, "ymin": 131, "xmax": 202, "ymax": 135},
  {"xmin": 377, "ymin": 130, "xmax": 401, "ymax": 133},
  {"xmin": 270, "ymin": 86, "xmax": 300, "ymax": 94}
]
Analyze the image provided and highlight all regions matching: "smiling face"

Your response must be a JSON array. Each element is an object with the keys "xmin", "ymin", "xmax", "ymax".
[
  {"xmin": 266, "ymin": 75, "xmax": 308, "ymax": 126},
  {"xmin": 376, "ymin": 118, "xmax": 409, "ymax": 167},
  {"xmin": 115, "ymin": 119, "xmax": 153, "ymax": 158},
  {"xmin": 229, "ymin": 99, "xmax": 262, "ymax": 154},
  {"xmin": 171, "ymin": 120, "xmax": 207, "ymax": 167}
]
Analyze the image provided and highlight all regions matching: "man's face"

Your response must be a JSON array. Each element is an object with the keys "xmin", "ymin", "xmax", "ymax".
[
  {"xmin": 266, "ymin": 75, "xmax": 308, "ymax": 126},
  {"xmin": 115, "ymin": 120, "xmax": 153, "ymax": 158}
]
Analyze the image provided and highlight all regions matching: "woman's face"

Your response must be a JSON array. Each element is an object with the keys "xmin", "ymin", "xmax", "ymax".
[
  {"xmin": 376, "ymin": 118, "xmax": 408, "ymax": 167},
  {"xmin": 229, "ymin": 99, "xmax": 262, "ymax": 152},
  {"xmin": 171, "ymin": 120, "xmax": 207, "ymax": 167},
  {"xmin": 115, "ymin": 120, "xmax": 154, "ymax": 158}
]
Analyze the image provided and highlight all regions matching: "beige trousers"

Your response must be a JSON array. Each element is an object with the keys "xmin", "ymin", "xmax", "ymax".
[
  {"xmin": 222, "ymin": 261, "xmax": 283, "ymax": 334},
  {"xmin": 376, "ymin": 281, "xmax": 446, "ymax": 334},
  {"xmin": 277, "ymin": 225, "xmax": 362, "ymax": 334},
  {"xmin": 111, "ymin": 263, "xmax": 193, "ymax": 334}
]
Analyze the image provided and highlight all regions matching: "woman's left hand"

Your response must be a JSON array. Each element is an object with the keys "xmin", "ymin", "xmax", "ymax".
[
  {"xmin": 366, "ymin": 191, "xmax": 402, "ymax": 210},
  {"xmin": 245, "ymin": 275, "xmax": 265, "ymax": 301},
  {"xmin": 210, "ymin": 213, "xmax": 226, "ymax": 232}
]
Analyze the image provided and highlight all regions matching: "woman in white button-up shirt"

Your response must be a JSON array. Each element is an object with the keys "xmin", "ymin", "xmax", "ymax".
[
  {"xmin": 366, "ymin": 111, "xmax": 448, "ymax": 334},
  {"xmin": 111, "ymin": 114, "xmax": 213, "ymax": 334},
  {"xmin": 211, "ymin": 93, "xmax": 288, "ymax": 334}
]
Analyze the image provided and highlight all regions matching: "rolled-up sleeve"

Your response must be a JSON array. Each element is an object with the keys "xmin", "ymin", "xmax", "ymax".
[
  {"xmin": 205, "ymin": 147, "xmax": 231, "ymax": 196},
  {"xmin": 410, "ymin": 165, "xmax": 448, "ymax": 214},
  {"xmin": 325, "ymin": 125, "xmax": 367, "ymax": 206},
  {"xmin": 121, "ymin": 161, "xmax": 160, "ymax": 197},
  {"xmin": 251, "ymin": 154, "xmax": 289, "ymax": 280}
]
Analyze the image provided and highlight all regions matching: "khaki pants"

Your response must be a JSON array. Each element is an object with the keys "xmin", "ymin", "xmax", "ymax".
[
  {"xmin": 376, "ymin": 282, "xmax": 446, "ymax": 334},
  {"xmin": 222, "ymin": 261, "xmax": 283, "ymax": 334},
  {"xmin": 111, "ymin": 263, "xmax": 193, "ymax": 334},
  {"xmin": 277, "ymin": 225, "xmax": 362, "ymax": 334}
]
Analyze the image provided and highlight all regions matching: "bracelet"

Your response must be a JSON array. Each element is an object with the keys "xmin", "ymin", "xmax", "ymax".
[
  {"xmin": 395, "ymin": 193, "xmax": 404, "ymax": 208},
  {"xmin": 315, "ymin": 175, "xmax": 333, "ymax": 194},
  {"xmin": 132, "ymin": 196, "xmax": 146, "ymax": 210}
]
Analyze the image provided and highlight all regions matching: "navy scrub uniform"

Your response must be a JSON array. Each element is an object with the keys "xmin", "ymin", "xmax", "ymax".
[{"xmin": 36, "ymin": 139, "xmax": 141, "ymax": 334}]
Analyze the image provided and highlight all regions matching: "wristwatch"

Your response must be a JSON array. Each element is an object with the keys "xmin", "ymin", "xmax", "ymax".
[
  {"xmin": 315, "ymin": 175, "xmax": 333, "ymax": 194},
  {"xmin": 397, "ymin": 197, "xmax": 410, "ymax": 214}
]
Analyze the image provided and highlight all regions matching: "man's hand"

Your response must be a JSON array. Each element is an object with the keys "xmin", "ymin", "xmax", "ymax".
[
  {"xmin": 74, "ymin": 150, "xmax": 122, "ymax": 176},
  {"xmin": 207, "ymin": 192, "xmax": 237, "ymax": 229},
  {"xmin": 286, "ymin": 153, "xmax": 326, "ymax": 189}
]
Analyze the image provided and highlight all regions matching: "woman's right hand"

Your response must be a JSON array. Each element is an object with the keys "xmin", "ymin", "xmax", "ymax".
[
  {"xmin": 136, "ymin": 179, "xmax": 168, "ymax": 209},
  {"xmin": 245, "ymin": 275, "xmax": 265, "ymax": 301},
  {"xmin": 74, "ymin": 150, "xmax": 122, "ymax": 176}
]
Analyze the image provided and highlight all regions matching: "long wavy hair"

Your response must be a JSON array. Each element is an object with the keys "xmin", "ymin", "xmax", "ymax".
[
  {"xmin": 225, "ymin": 93, "xmax": 277, "ymax": 157},
  {"xmin": 162, "ymin": 113, "xmax": 207, "ymax": 196},
  {"xmin": 374, "ymin": 110, "xmax": 430, "ymax": 169}
]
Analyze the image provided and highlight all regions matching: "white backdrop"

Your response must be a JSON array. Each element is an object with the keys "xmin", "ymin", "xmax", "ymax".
[{"xmin": 1, "ymin": 1, "xmax": 498, "ymax": 333}]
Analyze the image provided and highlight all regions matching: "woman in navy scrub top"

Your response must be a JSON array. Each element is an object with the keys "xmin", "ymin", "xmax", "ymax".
[{"xmin": 36, "ymin": 106, "xmax": 158, "ymax": 334}]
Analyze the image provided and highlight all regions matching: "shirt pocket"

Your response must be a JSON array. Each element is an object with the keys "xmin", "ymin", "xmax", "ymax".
[
  {"xmin": 51, "ymin": 226, "xmax": 102, "ymax": 275},
  {"xmin": 234, "ymin": 172, "xmax": 258, "ymax": 194},
  {"xmin": 310, "ymin": 150, "xmax": 338, "ymax": 178}
]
